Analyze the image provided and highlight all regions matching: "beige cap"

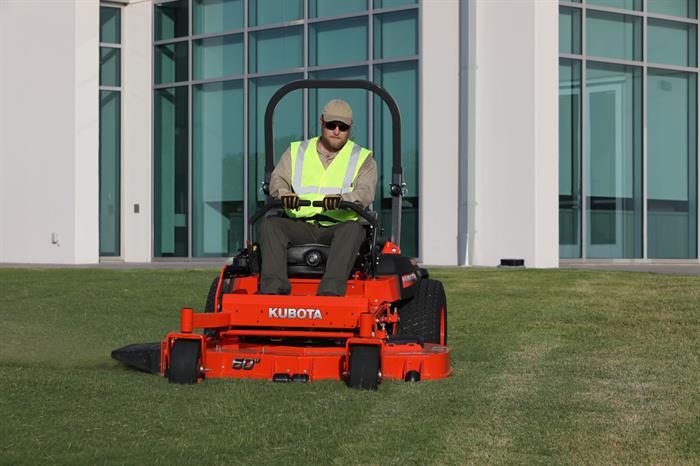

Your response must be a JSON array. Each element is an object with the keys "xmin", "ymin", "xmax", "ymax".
[{"xmin": 322, "ymin": 99, "xmax": 353, "ymax": 126}]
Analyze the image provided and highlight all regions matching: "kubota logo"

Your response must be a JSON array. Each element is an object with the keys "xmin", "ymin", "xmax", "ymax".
[{"xmin": 268, "ymin": 307, "xmax": 323, "ymax": 320}]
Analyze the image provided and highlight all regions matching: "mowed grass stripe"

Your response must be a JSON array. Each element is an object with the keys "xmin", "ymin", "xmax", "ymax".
[
  {"xmin": 429, "ymin": 270, "xmax": 700, "ymax": 464},
  {"xmin": 0, "ymin": 268, "xmax": 698, "ymax": 464}
]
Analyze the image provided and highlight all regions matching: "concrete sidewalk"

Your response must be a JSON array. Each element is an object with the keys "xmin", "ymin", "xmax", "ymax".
[
  {"xmin": 559, "ymin": 260, "xmax": 700, "ymax": 276},
  {"xmin": 2, "ymin": 260, "xmax": 700, "ymax": 276}
]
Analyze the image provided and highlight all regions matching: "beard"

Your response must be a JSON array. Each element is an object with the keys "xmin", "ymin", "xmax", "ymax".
[{"xmin": 320, "ymin": 134, "xmax": 346, "ymax": 152}]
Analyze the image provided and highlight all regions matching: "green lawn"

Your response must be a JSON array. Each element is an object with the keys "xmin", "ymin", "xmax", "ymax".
[{"xmin": 1, "ymin": 268, "xmax": 698, "ymax": 465}]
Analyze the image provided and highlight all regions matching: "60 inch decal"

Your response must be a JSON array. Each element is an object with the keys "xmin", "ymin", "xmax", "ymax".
[{"xmin": 232, "ymin": 358, "xmax": 260, "ymax": 370}]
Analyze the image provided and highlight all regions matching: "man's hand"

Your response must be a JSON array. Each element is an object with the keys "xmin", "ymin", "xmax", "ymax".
[
  {"xmin": 281, "ymin": 193, "xmax": 300, "ymax": 210},
  {"xmin": 321, "ymin": 194, "xmax": 342, "ymax": 211}
]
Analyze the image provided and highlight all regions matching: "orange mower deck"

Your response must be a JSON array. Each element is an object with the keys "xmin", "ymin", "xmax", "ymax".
[{"xmin": 160, "ymin": 275, "xmax": 451, "ymax": 383}]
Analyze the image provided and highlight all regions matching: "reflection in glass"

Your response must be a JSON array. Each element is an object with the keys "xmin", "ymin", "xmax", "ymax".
[
  {"xmin": 309, "ymin": 17, "xmax": 368, "ymax": 67},
  {"xmin": 309, "ymin": 0, "xmax": 367, "ymax": 18},
  {"xmin": 648, "ymin": 19, "xmax": 697, "ymax": 68},
  {"xmin": 248, "ymin": 0, "xmax": 303, "ymax": 27},
  {"xmin": 100, "ymin": 7, "xmax": 121, "ymax": 44},
  {"xmin": 155, "ymin": 42, "xmax": 188, "ymax": 84},
  {"xmin": 587, "ymin": 0, "xmax": 641, "ymax": 11},
  {"xmin": 648, "ymin": 0, "xmax": 697, "ymax": 19},
  {"xmin": 249, "ymin": 27, "xmax": 303, "ymax": 74},
  {"xmin": 559, "ymin": 59, "xmax": 582, "ymax": 258},
  {"xmin": 99, "ymin": 91, "xmax": 121, "ymax": 256},
  {"xmin": 193, "ymin": 34, "xmax": 244, "ymax": 80},
  {"xmin": 587, "ymin": 10, "xmax": 642, "ymax": 61},
  {"xmin": 374, "ymin": 10, "xmax": 418, "ymax": 59},
  {"xmin": 193, "ymin": 81, "xmax": 245, "ymax": 257},
  {"xmin": 155, "ymin": 0, "xmax": 188, "ymax": 41},
  {"xmin": 586, "ymin": 62, "xmax": 642, "ymax": 258},
  {"xmin": 374, "ymin": 61, "xmax": 419, "ymax": 258},
  {"xmin": 648, "ymin": 70, "xmax": 697, "ymax": 258},
  {"xmin": 559, "ymin": 7, "xmax": 582, "ymax": 55},
  {"xmin": 100, "ymin": 47, "xmax": 121, "ymax": 87},
  {"xmin": 248, "ymin": 74, "xmax": 304, "ymax": 225},
  {"xmin": 155, "ymin": 87, "xmax": 189, "ymax": 257},
  {"xmin": 193, "ymin": 0, "xmax": 243, "ymax": 35},
  {"xmin": 374, "ymin": 0, "xmax": 416, "ymax": 8}
]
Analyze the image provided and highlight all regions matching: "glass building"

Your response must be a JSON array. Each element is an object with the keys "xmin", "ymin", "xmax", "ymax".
[
  {"xmin": 150, "ymin": 0, "xmax": 420, "ymax": 258},
  {"xmin": 1, "ymin": 0, "xmax": 699, "ymax": 267},
  {"xmin": 560, "ymin": 0, "xmax": 699, "ymax": 259}
]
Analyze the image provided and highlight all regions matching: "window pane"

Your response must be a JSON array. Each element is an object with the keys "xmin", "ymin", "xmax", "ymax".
[
  {"xmin": 374, "ymin": 10, "xmax": 418, "ymax": 59},
  {"xmin": 155, "ymin": 86, "xmax": 189, "ymax": 257},
  {"xmin": 193, "ymin": 0, "xmax": 243, "ymax": 35},
  {"xmin": 193, "ymin": 80, "xmax": 245, "ymax": 257},
  {"xmin": 559, "ymin": 59, "xmax": 582, "ymax": 258},
  {"xmin": 648, "ymin": 70, "xmax": 697, "ymax": 258},
  {"xmin": 587, "ymin": 10, "xmax": 642, "ymax": 61},
  {"xmin": 309, "ymin": 17, "xmax": 368, "ymax": 67},
  {"xmin": 648, "ymin": 19, "xmax": 697, "ymax": 68},
  {"xmin": 100, "ymin": 47, "xmax": 121, "ymax": 87},
  {"xmin": 100, "ymin": 7, "xmax": 121, "ymax": 44},
  {"xmin": 99, "ymin": 91, "xmax": 121, "ymax": 257},
  {"xmin": 309, "ymin": 0, "xmax": 367, "ymax": 18},
  {"xmin": 249, "ymin": 26, "xmax": 303, "ymax": 74},
  {"xmin": 155, "ymin": 0, "xmax": 189, "ymax": 41},
  {"xmin": 155, "ymin": 42, "xmax": 188, "ymax": 84},
  {"xmin": 374, "ymin": 0, "xmax": 416, "ymax": 8},
  {"xmin": 560, "ymin": 7, "xmax": 582, "ymax": 54},
  {"xmin": 648, "ymin": 0, "xmax": 697, "ymax": 19},
  {"xmin": 193, "ymin": 34, "xmax": 243, "ymax": 80},
  {"xmin": 309, "ymin": 66, "xmax": 370, "ymax": 147},
  {"xmin": 374, "ymin": 60, "xmax": 419, "ymax": 258},
  {"xmin": 587, "ymin": 0, "xmax": 641, "ymax": 11},
  {"xmin": 248, "ymin": 0, "xmax": 303, "ymax": 27},
  {"xmin": 248, "ymin": 73, "xmax": 304, "ymax": 220},
  {"xmin": 586, "ymin": 62, "xmax": 642, "ymax": 258}
]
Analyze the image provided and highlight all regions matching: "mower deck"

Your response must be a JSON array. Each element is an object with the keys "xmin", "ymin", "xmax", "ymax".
[{"xmin": 161, "ymin": 335, "xmax": 451, "ymax": 382}]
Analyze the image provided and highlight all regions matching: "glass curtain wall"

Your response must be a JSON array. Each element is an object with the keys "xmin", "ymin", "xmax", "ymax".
[
  {"xmin": 559, "ymin": 0, "xmax": 699, "ymax": 259},
  {"xmin": 154, "ymin": 0, "xmax": 420, "ymax": 258},
  {"xmin": 99, "ymin": 5, "xmax": 122, "ymax": 256}
]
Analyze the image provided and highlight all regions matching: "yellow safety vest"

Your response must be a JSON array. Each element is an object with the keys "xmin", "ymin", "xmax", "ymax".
[{"xmin": 286, "ymin": 137, "xmax": 372, "ymax": 226}]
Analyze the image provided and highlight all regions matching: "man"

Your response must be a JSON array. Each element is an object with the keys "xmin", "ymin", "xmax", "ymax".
[{"xmin": 259, "ymin": 99, "xmax": 377, "ymax": 296}]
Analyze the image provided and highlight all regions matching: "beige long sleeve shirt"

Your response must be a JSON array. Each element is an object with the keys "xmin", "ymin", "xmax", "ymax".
[{"xmin": 269, "ymin": 139, "xmax": 378, "ymax": 209}]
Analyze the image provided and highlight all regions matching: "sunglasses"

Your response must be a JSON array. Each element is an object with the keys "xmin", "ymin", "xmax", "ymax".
[{"xmin": 323, "ymin": 121, "xmax": 350, "ymax": 132}]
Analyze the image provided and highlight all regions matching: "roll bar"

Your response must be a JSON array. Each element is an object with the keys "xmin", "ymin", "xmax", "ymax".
[{"xmin": 262, "ymin": 79, "xmax": 404, "ymax": 245}]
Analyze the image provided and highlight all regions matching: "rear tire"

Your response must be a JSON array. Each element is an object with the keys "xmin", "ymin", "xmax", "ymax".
[
  {"xmin": 347, "ymin": 345, "xmax": 380, "ymax": 390},
  {"xmin": 203, "ymin": 277, "xmax": 219, "ymax": 338},
  {"xmin": 397, "ymin": 278, "xmax": 447, "ymax": 345},
  {"xmin": 168, "ymin": 339, "xmax": 201, "ymax": 384}
]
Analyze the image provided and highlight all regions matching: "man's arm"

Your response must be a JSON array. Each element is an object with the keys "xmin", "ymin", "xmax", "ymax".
[
  {"xmin": 340, "ymin": 155, "xmax": 377, "ymax": 209},
  {"xmin": 269, "ymin": 148, "xmax": 293, "ymax": 198}
]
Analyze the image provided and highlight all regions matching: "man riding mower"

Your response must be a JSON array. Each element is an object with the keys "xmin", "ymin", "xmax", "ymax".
[{"xmin": 112, "ymin": 79, "xmax": 451, "ymax": 390}]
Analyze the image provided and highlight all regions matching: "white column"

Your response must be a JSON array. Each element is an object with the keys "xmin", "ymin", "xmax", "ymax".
[
  {"xmin": 0, "ymin": 0, "xmax": 99, "ymax": 264},
  {"xmin": 75, "ymin": 0, "xmax": 101, "ymax": 263},
  {"xmin": 419, "ymin": 0, "xmax": 460, "ymax": 265},
  {"xmin": 122, "ymin": 1, "xmax": 153, "ymax": 262},
  {"xmin": 469, "ymin": 0, "xmax": 559, "ymax": 268}
]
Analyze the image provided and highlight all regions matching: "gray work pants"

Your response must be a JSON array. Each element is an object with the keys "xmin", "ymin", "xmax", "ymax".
[{"xmin": 259, "ymin": 217, "xmax": 365, "ymax": 295}]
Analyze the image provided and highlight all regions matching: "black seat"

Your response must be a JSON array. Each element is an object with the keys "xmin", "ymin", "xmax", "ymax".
[
  {"xmin": 281, "ymin": 210, "xmax": 379, "ymax": 277},
  {"xmin": 287, "ymin": 244, "xmax": 329, "ymax": 276}
]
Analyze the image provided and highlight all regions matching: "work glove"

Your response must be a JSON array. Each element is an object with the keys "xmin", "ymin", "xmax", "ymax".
[
  {"xmin": 321, "ymin": 194, "xmax": 342, "ymax": 211},
  {"xmin": 281, "ymin": 193, "xmax": 300, "ymax": 210}
]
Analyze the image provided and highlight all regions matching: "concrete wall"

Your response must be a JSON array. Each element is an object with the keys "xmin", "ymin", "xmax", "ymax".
[
  {"xmin": 468, "ymin": 0, "xmax": 559, "ymax": 268},
  {"xmin": 122, "ymin": 1, "xmax": 153, "ymax": 262},
  {"xmin": 420, "ymin": 0, "xmax": 460, "ymax": 265},
  {"xmin": 0, "ymin": 0, "xmax": 99, "ymax": 264}
]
